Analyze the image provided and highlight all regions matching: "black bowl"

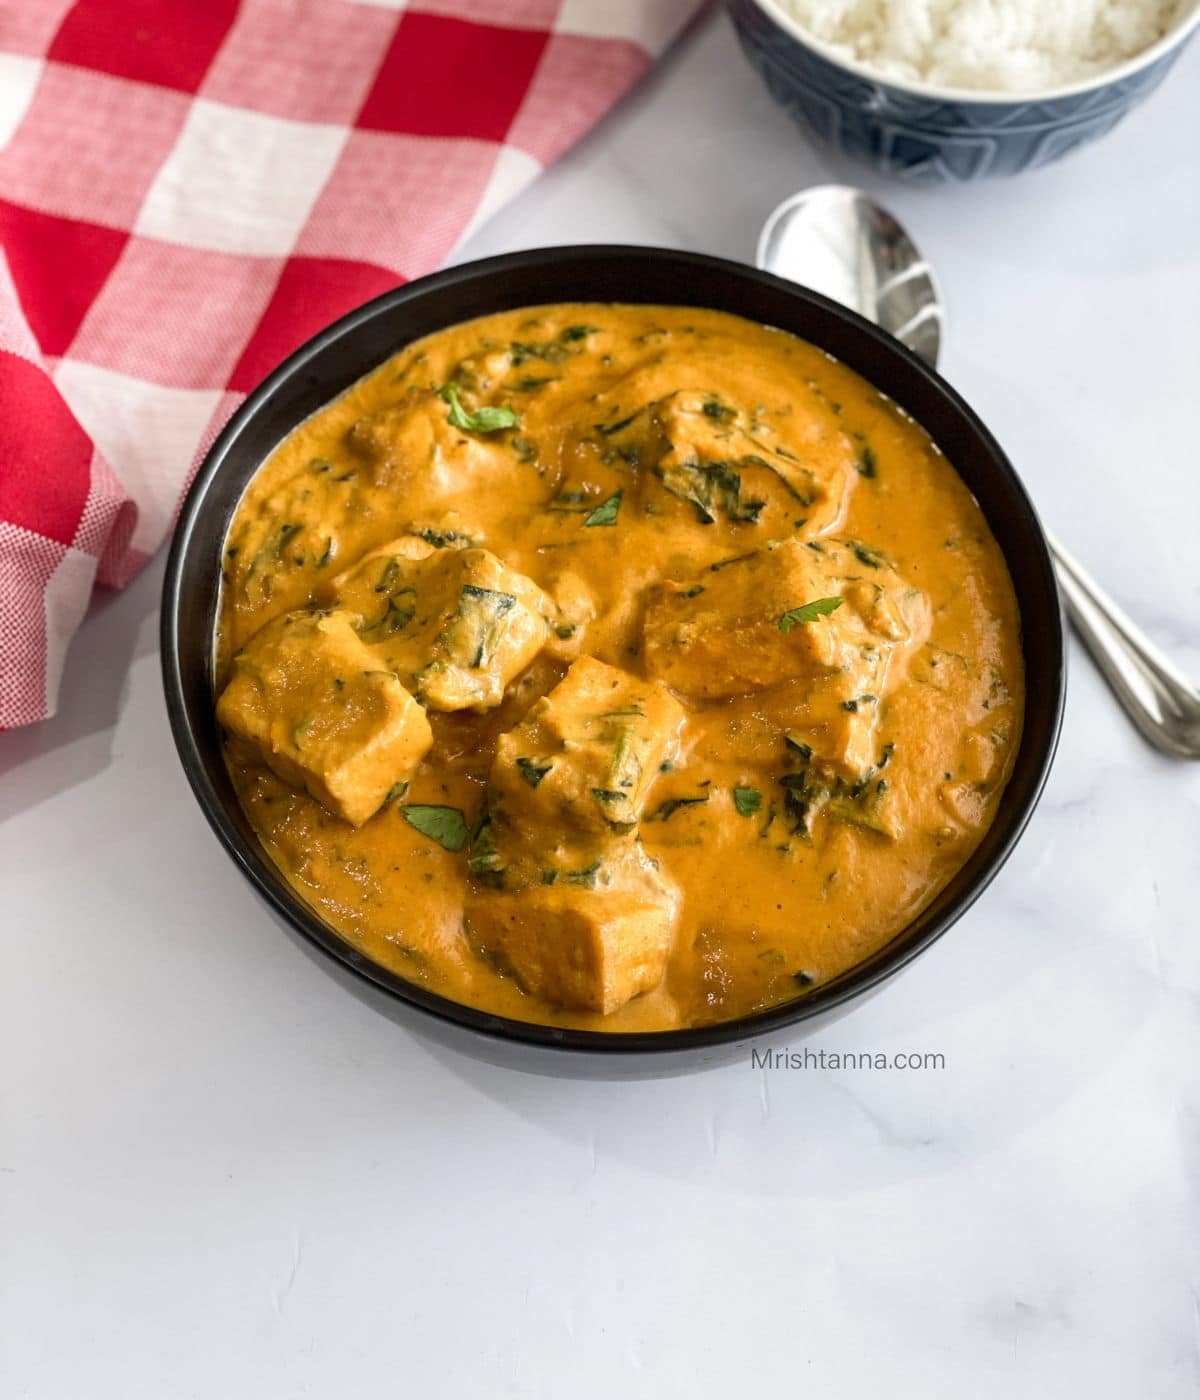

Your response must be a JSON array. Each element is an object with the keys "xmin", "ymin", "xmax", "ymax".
[{"xmin": 162, "ymin": 245, "xmax": 1064, "ymax": 1073}]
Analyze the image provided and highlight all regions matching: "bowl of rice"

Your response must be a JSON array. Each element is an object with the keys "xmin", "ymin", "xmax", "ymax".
[{"xmin": 729, "ymin": 0, "xmax": 1200, "ymax": 181}]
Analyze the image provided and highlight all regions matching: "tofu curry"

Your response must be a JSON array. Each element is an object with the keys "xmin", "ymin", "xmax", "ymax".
[{"xmin": 216, "ymin": 304, "xmax": 1023, "ymax": 1031}]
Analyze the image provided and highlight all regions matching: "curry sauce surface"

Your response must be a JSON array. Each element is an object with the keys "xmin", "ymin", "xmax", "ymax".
[{"xmin": 218, "ymin": 304, "xmax": 1024, "ymax": 1031}]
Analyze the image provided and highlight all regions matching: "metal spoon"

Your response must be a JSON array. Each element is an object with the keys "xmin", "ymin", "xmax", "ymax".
[{"xmin": 757, "ymin": 184, "xmax": 1200, "ymax": 761}]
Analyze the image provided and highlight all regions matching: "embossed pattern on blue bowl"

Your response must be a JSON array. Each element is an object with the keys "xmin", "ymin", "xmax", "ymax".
[{"xmin": 729, "ymin": 0, "xmax": 1195, "ymax": 182}]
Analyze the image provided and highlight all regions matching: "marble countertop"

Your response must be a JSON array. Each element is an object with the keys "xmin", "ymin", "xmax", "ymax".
[{"xmin": 3, "ymin": 10, "xmax": 1198, "ymax": 1396}]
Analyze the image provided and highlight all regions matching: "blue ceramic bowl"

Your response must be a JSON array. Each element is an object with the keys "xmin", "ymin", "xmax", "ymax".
[{"xmin": 730, "ymin": 0, "xmax": 1200, "ymax": 182}]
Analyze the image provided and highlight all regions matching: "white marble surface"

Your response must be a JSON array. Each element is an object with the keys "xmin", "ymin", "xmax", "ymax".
[{"xmin": 3, "ymin": 11, "xmax": 1199, "ymax": 1396}]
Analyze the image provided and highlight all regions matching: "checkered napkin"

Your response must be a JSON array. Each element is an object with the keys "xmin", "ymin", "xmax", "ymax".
[{"xmin": 0, "ymin": 0, "xmax": 701, "ymax": 729}]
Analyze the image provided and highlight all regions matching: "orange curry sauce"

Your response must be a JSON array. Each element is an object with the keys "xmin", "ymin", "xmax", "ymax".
[{"xmin": 217, "ymin": 304, "xmax": 1023, "ymax": 1031}]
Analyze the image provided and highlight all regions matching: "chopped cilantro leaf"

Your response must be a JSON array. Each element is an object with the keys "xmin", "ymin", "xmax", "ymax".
[
  {"xmin": 583, "ymin": 491, "xmax": 622, "ymax": 527},
  {"xmin": 401, "ymin": 804, "xmax": 469, "ymax": 852},
  {"xmin": 438, "ymin": 381, "xmax": 519, "ymax": 434},
  {"xmin": 779, "ymin": 596, "xmax": 843, "ymax": 632}
]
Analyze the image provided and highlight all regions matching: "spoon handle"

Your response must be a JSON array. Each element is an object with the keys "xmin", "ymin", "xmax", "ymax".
[{"xmin": 1048, "ymin": 533, "xmax": 1200, "ymax": 760}]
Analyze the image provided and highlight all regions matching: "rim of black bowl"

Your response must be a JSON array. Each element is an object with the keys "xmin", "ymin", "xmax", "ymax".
[
  {"xmin": 744, "ymin": 0, "xmax": 1200, "ymax": 105},
  {"xmin": 162, "ymin": 244, "xmax": 1064, "ymax": 1056}
]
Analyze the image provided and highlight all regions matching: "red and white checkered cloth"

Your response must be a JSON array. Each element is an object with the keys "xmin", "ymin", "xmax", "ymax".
[{"xmin": 0, "ymin": 0, "xmax": 701, "ymax": 729}]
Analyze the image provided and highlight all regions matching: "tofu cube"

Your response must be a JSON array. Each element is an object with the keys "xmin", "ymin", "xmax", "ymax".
[
  {"xmin": 642, "ymin": 537, "xmax": 916, "ymax": 700},
  {"xmin": 345, "ymin": 388, "xmax": 515, "ymax": 500},
  {"xmin": 216, "ymin": 609, "xmax": 433, "ymax": 826},
  {"xmin": 775, "ymin": 681, "xmax": 886, "ymax": 783},
  {"xmin": 327, "ymin": 539, "xmax": 555, "ymax": 712},
  {"xmin": 466, "ymin": 849, "xmax": 679, "ymax": 1014},
  {"xmin": 586, "ymin": 383, "xmax": 854, "ymax": 536},
  {"xmin": 488, "ymin": 656, "xmax": 686, "ymax": 847},
  {"xmin": 650, "ymin": 391, "xmax": 853, "ymax": 537}
]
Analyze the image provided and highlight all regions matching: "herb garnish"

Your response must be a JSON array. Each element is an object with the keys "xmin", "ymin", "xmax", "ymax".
[
  {"xmin": 466, "ymin": 817, "xmax": 504, "ymax": 885},
  {"xmin": 778, "ymin": 596, "xmax": 843, "ymax": 632},
  {"xmin": 438, "ymin": 381, "xmax": 519, "ymax": 434},
  {"xmin": 510, "ymin": 339, "xmax": 569, "ymax": 366},
  {"xmin": 455, "ymin": 585, "xmax": 516, "ymax": 668},
  {"xmin": 733, "ymin": 786, "xmax": 762, "ymax": 817},
  {"xmin": 357, "ymin": 589, "xmax": 417, "ymax": 642},
  {"xmin": 414, "ymin": 527, "xmax": 470, "ymax": 549},
  {"xmin": 516, "ymin": 757, "xmax": 552, "ymax": 788},
  {"xmin": 848, "ymin": 541, "xmax": 885, "ymax": 569},
  {"xmin": 548, "ymin": 489, "xmax": 594, "ymax": 513},
  {"xmin": 644, "ymin": 793, "xmax": 710, "ymax": 823},
  {"xmin": 273, "ymin": 522, "xmax": 302, "ymax": 558},
  {"xmin": 709, "ymin": 551, "xmax": 755, "ymax": 573},
  {"xmin": 401, "ymin": 804, "xmax": 469, "ymax": 852},
  {"xmin": 374, "ymin": 558, "xmax": 401, "ymax": 593},
  {"xmin": 583, "ymin": 491, "xmax": 622, "ymax": 527},
  {"xmin": 856, "ymin": 444, "xmax": 878, "ymax": 478},
  {"xmin": 743, "ymin": 453, "xmax": 814, "ymax": 507},
  {"xmin": 659, "ymin": 458, "xmax": 764, "ymax": 525},
  {"xmin": 596, "ymin": 410, "xmax": 639, "ymax": 436}
]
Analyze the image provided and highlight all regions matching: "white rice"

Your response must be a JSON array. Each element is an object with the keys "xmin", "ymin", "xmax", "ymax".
[{"xmin": 772, "ymin": 0, "xmax": 1194, "ymax": 92}]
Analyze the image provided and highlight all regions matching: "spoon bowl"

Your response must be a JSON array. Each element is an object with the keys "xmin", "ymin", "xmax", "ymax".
[{"xmin": 758, "ymin": 186, "xmax": 944, "ymax": 366}]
